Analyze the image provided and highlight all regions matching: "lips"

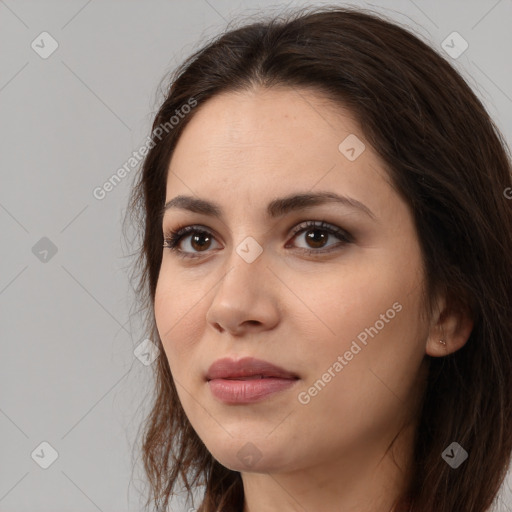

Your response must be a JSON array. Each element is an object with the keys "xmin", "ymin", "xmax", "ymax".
[
  {"xmin": 206, "ymin": 357, "xmax": 300, "ymax": 404},
  {"xmin": 206, "ymin": 357, "xmax": 298, "ymax": 381}
]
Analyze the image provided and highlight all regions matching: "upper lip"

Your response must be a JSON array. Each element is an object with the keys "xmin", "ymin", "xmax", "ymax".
[{"xmin": 206, "ymin": 357, "xmax": 299, "ymax": 380}]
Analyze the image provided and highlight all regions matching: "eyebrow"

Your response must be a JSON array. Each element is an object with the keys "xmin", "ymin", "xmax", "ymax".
[{"xmin": 161, "ymin": 191, "xmax": 376, "ymax": 222}]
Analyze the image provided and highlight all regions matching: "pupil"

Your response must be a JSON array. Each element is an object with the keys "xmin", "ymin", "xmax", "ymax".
[
  {"xmin": 306, "ymin": 229, "xmax": 326, "ymax": 248},
  {"xmin": 191, "ymin": 233, "xmax": 210, "ymax": 251}
]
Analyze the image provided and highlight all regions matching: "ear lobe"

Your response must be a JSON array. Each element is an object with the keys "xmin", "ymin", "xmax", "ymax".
[{"xmin": 425, "ymin": 303, "xmax": 474, "ymax": 358}]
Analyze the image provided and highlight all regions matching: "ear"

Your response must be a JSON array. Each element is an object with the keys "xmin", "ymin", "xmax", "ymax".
[{"xmin": 425, "ymin": 294, "xmax": 474, "ymax": 357}]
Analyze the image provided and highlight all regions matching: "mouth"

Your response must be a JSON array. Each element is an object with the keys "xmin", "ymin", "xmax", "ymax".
[
  {"xmin": 206, "ymin": 357, "xmax": 300, "ymax": 404},
  {"xmin": 222, "ymin": 375, "xmax": 278, "ymax": 380},
  {"xmin": 205, "ymin": 356, "xmax": 299, "ymax": 381}
]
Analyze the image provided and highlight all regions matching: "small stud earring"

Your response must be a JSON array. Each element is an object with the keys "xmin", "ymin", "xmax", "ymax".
[{"xmin": 439, "ymin": 339, "xmax": 446, "ymax": 345}]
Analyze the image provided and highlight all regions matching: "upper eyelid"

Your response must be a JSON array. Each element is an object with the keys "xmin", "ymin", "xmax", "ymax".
[{"xmin": 164, "ymin": 220, "xmax": 343, "ymax": 236}]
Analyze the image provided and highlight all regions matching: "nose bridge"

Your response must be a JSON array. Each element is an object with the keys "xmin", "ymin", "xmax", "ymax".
[
  {"xmin": 206, "ymin": 235, "xmax": 279, "ymax": 333},
  {"xmin": 219, "ymin": 236, "xmax": 267, "ymax": 298}
]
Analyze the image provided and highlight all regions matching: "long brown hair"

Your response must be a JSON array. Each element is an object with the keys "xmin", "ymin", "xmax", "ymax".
[{"xmin": 125, "ymin": 5, "xmax": 512, "ymax": 511}]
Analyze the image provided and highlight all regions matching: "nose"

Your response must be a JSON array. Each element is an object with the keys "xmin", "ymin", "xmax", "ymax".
[{"xmin": 206, "ymin": 251, "xmax": 280, "ymax": 336}]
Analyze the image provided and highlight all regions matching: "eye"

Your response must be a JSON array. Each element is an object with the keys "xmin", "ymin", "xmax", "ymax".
[
  {"xmin": 162, "ymin": 220, "xmax": 352, "ymax": 260},
  {"xmin": 286, "ymin": 220, "xmax": 352, "ymax": 255},
  {"xmin": 163, "ymin": 225, "xmax": 221, "ymax": 259}
]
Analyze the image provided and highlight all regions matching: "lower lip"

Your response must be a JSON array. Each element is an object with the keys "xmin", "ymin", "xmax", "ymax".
[{"xmin": 208, "ymin": 377, "xmax": 298, "ymax": 404}]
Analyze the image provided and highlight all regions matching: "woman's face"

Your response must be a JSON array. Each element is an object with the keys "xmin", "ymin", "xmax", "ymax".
[{"xmin": 155, "ymin": 87, "xmax": 432, "ymax": 474}]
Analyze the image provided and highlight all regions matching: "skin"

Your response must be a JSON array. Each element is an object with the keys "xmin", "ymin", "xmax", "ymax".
[{"xmin": 154, "ymin": 87, "xmax": 473, "ymax": 512}]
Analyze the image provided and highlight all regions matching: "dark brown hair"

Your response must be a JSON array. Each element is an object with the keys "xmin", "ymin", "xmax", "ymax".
[{"xmin": 125, "ymin": 5, "xmax": 512, "ymax": 512}]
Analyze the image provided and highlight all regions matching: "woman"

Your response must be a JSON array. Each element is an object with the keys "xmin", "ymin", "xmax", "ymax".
[{"xmin": 125, "ymin": 5, "xmax": 512, "ymax": 512}]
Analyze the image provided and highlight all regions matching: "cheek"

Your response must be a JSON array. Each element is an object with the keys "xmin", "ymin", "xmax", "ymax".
[
  {"xmin": 288, "ymin": 265, "xmax": 425, "ymax": 446},
  {"xmin": 291, "ymin": 247, "xmax": 425, "ymax": 381},
  {"xmin": 290, "ymin": 259, "xmax": 412, "ymax": 343},
  {"xmin": 154, "ymin": 273, "xmax": 205, "ymax": 370}
]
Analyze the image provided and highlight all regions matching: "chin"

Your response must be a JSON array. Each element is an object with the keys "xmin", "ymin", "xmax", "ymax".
[{"xmin": 205, "ymin": 436, "xmax": 299, "ymax": 474}]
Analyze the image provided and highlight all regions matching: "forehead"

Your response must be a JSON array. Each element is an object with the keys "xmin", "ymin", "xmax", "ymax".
[{"xmin": 165, "ymin": 87, "xmax": 393, "ymax": 216}]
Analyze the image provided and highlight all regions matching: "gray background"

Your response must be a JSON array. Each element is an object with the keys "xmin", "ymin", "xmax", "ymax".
[{"xmin": 1, "ymin": 0, "xmax": 511, "ymax": 511}]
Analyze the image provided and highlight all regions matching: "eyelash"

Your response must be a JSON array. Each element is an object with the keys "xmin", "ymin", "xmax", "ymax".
[{"xmin": 162, "ymin": 220, "xmax": 353, "ymax": 260}]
